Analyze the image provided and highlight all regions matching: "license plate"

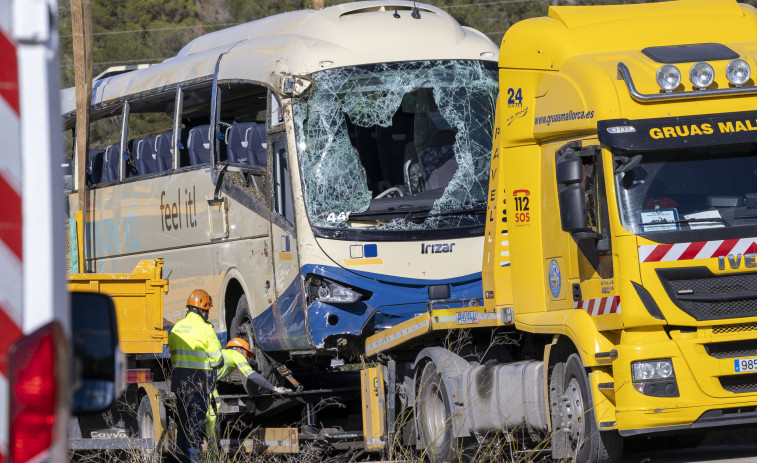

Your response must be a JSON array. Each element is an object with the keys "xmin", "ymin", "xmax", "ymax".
[
  {"xmin": 734, "ymin": 357, "xmax": 757, "ymax": 373},
  {"xmin": 457, "ymin": 311, "xmax": 478, "ymax": 325}
]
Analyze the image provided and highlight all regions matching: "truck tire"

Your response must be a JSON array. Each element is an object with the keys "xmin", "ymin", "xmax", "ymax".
[
  {"xmin": 137, "ymin": 395, "xmax": 156, "ymax": 455},
  {"xmin": 416, "ymin": 362, "xmax": 454, "ymax": 462},
  {"xmin": 550, "ymin": 353, "xmax": 622, "ymax": 463}
]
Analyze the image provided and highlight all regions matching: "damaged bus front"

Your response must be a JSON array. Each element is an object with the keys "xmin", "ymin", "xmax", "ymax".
[{"xmin": 293, "ymin": 59, "xmax": 497, "ymax": 354}]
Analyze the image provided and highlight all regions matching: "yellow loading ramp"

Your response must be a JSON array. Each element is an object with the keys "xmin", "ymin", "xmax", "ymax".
[{"xmin": 67, "ymin": 259, "xmax": 169, "ymax": 354}]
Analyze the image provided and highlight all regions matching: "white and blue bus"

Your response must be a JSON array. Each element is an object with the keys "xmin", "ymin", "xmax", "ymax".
[{"xmin": 62, "ymin": 1, "xmax": 498, "ymax": 373}]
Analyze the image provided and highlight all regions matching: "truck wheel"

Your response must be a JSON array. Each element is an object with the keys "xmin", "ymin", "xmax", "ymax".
[
  {"xmin": 551, "ymin": 353, "xmax": 622, "ymax": 463},
  {"xmin": 416, "ymin": 362, "xmax": 453, "ymax": 462},
  {"xmin": 137, "ymin": 395, "xmax": 156, "ymax": 455}
]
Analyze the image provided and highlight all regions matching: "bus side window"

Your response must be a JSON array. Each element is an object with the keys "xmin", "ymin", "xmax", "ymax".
[
  {"xmin": 182, "ymin": 85, "xmax": 214, "ymax": 167},
  {"xmin": 63, "ymin": 128, "xmax": 74, "ymax": 191},
  {"xmin": 272, "ymin": 136, "xmax": 295, "ymax": 226},
  {"xmin": 88, "ymin": 109, "xmax": 123, "ymax": 185},
  {"xmin": 126, "ymin": 96, "xmax": 175, "ymax": 178}
]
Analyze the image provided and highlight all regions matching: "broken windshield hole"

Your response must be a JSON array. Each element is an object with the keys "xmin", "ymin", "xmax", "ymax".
[{"xmin": 294, "ymin": 60, "xmax": 497, "ymax": 231}]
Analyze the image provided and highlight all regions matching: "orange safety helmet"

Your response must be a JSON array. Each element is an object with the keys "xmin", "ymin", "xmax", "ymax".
[
  {"xmin": 227, "ymin": 337, "xmax": 253, "ymax": 358},
  {"xmin": 186, "ymin": 289, "xmax": 213, "ymax": 311}
]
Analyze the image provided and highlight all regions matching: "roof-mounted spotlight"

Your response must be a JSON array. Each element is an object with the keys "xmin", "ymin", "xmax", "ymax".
[
  {"xmin": 689, "ymin": 62, "xmax": 715, "ymax": 90},
  {"xmin": 726, "ymin": 58, "xmax": 751, "ymax": 87},
  {"xmin": 656, "ymin": 64, "xmax": 681, "ymax": 92}
]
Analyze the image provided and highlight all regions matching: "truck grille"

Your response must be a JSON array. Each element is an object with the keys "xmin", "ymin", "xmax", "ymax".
[
  {"xmin": 714, "ymin": 321, "xmax": 757, "ymax": 335},
  {"xmin": 705, "ymin": 340, "xmax": 757, "ymax": 359},
  {"xmin": 720, "ymin": 373, "xmax": 757, "ymax": 394},
  {"xmin": 657, "ymin": 267, "xmax": 757, "ymax": 321}
]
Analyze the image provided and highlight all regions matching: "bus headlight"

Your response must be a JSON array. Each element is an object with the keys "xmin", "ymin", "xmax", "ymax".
[
  {"xmin": 305, "ymin": 275, "xmax": 363, "ymax": 305},
  {"xmin": 631, "ymin": 358, "xmax": 678, "ymax": 397},
  {"xmin": 656, "ymin": 64, "xmax": 681, "ymax": 92},
  {"xmin": 689, "ymin": 62, "xmax": 715, "ymax": 90},
  {"xmin": 726, "ymin": 58, "xmax": 751, "ymax": 87}
]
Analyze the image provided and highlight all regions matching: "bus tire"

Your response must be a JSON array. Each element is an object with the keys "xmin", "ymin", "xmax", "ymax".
[
  {"xmin": 416, "ymin": 362, "xmax": 454, "ymax": 463},
  {"xmin": 551, "ymin": 353, "xmax": 622, "ymax": 463},
  {"xmin": 230, "ymin": 294, "xmax": 252, "ymax": 342}
]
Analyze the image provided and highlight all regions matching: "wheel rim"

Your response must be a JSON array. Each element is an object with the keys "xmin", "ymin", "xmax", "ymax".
[
  {"xmin": 560, "ymin": 376, "xmax": 585, "ymax": 448},
  {"xmin": 140, "ymin": 408, "xmax": 154, "ymax": 440},
  {"xmin": 424, "ymin": 383, "xmax": 447, "ymax": 448}
]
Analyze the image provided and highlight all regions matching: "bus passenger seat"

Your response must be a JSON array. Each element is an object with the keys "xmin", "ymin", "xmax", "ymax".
[
  {"xmin": 103, "ymin": 142, "xmax": 120, "ymax": 182},
  {"xmin": 135, "ymin": 136, "xmax": 157, "ymax": 175},
  {"xmin": 227, "ymin": 122, "xmax": 256, "ymax": 164},
  {"xmin": 87, "ymin": 149, "xmax": 105, "ymax": 185},
  {"xmin": 188, "ymin": 125, "xmax": 211, "ymax": 165},
  {"xmin": 249, "ymin": 123, "xmax": 267, "ymax": 167}
]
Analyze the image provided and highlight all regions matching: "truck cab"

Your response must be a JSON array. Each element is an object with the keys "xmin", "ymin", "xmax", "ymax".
[{"xmin": 483, "ymin": 0, "xmax": 757, "ymax": 458}]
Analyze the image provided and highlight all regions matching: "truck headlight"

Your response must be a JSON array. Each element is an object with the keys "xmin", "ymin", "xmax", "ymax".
[
  {"xmin": 656, "ymin": 64, "xmax": 681, "ymax": 92},
  {"xmin": 726, "ymin": 58, "xmax": 751, "ymax": 87},
  {"xmin": 631, "ymin": 358, "xmax": 678, "ymax": 397},
  {"xmin": 689, "ymin": 62, "xmax": 715, "ymax": 90}
]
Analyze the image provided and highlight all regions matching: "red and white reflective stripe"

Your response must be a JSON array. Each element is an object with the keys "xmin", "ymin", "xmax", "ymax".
[
  {"xmin": 575, "ymin": 296, "xmax": 621, "ymax": 316},
  {"xmin": 0, "ymin": 0, "xmax": 22, "ymax": 459},
  {"xmin": 639, "ymin": 237, "xmax": 757, "ymax": 263}
]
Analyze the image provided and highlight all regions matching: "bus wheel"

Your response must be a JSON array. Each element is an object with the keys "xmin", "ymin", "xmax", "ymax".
[
  {"xmin": 551, "ymin": 353, "xmax": 622, "ymax": 463},
  {"xmin": 416, "ymin": 362, "xmax": 453, "ymax": 462},
  {"xmin": 230, "ymin": 294, "xmax": 253, "ymax": 342},
  {"xmin": 137, "ymin": 395, "xmax": 156, "ymax": 455}
]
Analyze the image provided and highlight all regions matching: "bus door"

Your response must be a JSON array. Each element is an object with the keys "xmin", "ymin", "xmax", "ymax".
[{"xmin": 270, "ymin": 130, "xmax": 310, "ymax": 350}]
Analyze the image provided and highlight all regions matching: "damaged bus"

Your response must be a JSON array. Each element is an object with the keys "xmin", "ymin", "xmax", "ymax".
[{"xmin": 62, "ymin": 0, "xmax": 497, "ymax": 378}]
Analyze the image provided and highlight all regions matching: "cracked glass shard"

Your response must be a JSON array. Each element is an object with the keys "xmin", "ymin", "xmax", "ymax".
[{"xmin": 294, "ymin": 60, "xmax": 497, "ymax": 230}]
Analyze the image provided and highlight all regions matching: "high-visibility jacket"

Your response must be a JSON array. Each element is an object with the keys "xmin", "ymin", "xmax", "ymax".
[
  {"xmin": 217, "ymin": 348, "xmax": 254, "ymax": 381},
  {"xmin": 169, "ymin": 312, "xmax": 223, "ymax": 371}
]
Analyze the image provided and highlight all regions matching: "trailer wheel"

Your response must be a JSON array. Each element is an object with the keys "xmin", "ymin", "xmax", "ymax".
[
  {"xmin": 417, "ymin": 362, "xmax": 453, "ymax": 462},
  {"xmin": 137, "ymin": 395, "xmax": 156, "ymax": 454},
  {"xmin": 550, "ymin": 353, "xmax": 622, "ymax": 463}
]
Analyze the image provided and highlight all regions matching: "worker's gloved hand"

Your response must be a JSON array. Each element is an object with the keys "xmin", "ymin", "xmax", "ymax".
[{"xmin": 273, "ymin": 386, "xmax": 292, "ymax": 394}]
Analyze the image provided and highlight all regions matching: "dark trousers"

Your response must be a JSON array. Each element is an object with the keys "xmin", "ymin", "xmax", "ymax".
[{"xmin": 172, "ymin": 368, "xmax": 213, "ymax": 463}]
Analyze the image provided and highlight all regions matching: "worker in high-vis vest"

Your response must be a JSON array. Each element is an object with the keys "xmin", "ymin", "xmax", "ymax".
[
  {"xmin": 169, "ymin": 289, "xmax": 224, "ymax": 463},
  {"xmin": 206, "ymin": 337, "xmax": 291, "ymax": 438}
]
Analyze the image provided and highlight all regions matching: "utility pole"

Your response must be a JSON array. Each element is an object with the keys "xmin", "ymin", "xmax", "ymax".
[
  {"xmin": 312, "ymin": 0, "xmax": 324, "ymax": 9},
  {"xmin": 70, "ymin": 0, "xmax": 92, "ymax": 271}
]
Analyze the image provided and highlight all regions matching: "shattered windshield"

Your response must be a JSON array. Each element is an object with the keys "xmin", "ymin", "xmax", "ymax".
[
  {"xmin": 615, "ymin": 143, "xmax": 757, "ymax": 234},
  {"xmin": 293, "ymin": 60, "xmax": 497, "ymax": 232}
]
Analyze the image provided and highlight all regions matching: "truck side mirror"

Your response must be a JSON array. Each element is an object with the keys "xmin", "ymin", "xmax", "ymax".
[
  {"xmin": 556, "ymin": 156, "xmax": 588, "ymax": 232},
  {"xmin": 556, "ymin": 156, "xmax": 582, "ymax": 185},
  {"xmin": 558, "ymin": 183, "xmax": 588, "ymax": 232},
  {"xmin": 70, "ymin": 292, "xmax": 122, "ymax": 415}
]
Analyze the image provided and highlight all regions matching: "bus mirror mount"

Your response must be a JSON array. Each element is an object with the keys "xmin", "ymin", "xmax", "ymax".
[{"xmin": 282, "ymin": 75, "xmax": 313, "ymax": 97}]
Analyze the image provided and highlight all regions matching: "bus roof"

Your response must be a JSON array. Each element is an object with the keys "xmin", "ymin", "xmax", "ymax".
[{"xmin": 61, "ymin": 0, "xmax": 497, "ymax": 115}]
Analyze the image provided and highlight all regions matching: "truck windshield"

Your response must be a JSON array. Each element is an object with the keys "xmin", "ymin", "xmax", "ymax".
[
  {"xmin": 293, "ymin": 60, "xmax": 497, "ymax": 232},
  {"xmin": 614, "ymin": 143, "xmax": 757, "ymax": 234}
]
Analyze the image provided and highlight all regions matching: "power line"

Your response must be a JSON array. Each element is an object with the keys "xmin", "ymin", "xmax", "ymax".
[
  {"xmin": 62, "ymin": 58, "xmax": 167, "ymax": 68},
  {"xmin": 60, "ymin": 22, "xmax": 243, "ymax": 38}
]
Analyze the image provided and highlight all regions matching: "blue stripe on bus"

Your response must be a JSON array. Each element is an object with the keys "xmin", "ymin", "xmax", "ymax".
[{"xmin": 251, "ymin": 263, "xmax": 482, "ymax": 352}]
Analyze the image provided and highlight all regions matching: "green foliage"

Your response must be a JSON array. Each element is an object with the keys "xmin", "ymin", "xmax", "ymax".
[{"xmin": 59, "ymin": 0, "xmax": 757, "ymax": 88}]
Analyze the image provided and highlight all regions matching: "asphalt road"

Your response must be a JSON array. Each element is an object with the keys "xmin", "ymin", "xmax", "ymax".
[{"xmin": 621, "ymin": 445, "xmax": 757, "ymax": 463}]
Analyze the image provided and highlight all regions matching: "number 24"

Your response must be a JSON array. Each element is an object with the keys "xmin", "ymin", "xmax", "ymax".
[{"xmin": 507, "ymin": 88, "xmax": 522, "ymax": 105}]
